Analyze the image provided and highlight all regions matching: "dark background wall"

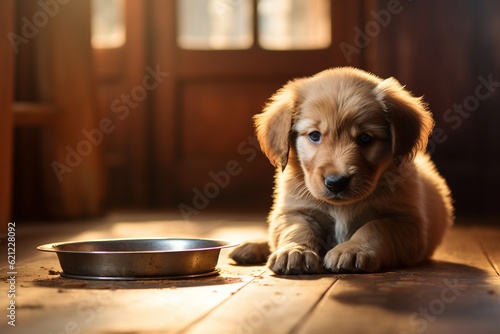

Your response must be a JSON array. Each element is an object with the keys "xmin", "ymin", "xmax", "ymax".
[{"xmin": 8, "ymin": 0, "xmax": 500, "ymax": 220}]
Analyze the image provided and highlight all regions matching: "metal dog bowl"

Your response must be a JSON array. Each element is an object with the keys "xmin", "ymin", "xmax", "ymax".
[{"xmin": 37, "ymin": 238, "xmax": 238, "ymax": 280}]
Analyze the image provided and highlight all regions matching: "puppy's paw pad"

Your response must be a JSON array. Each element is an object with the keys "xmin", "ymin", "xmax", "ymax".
[
  {"xmin": 268, "ymin": 245, "xmax": 320, "ymax": 275},
  {"xmin": 324, "ymin": 242, "xmax": 381, "ymax": 273},
  {"xmin": 229, "ymin": 241, "xmax": 270, "ymax": 265}
]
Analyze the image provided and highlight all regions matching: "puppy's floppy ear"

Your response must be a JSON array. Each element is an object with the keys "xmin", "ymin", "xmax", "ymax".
[
  {"xmin": 374, "ymin": 77, "xmax": 434, "ymax": 163},
  {"xmin": 254, "ymin": 81, "xmax": 299, "ymax": 171}
]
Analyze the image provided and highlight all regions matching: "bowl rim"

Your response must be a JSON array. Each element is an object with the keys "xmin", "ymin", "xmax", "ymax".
[{"xmin": 36, "ymin": 237, "xmax": 239, "ymax": 254}]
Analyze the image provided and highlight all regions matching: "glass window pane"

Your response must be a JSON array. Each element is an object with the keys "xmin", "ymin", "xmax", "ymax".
[
  {"xmin": 258, "ymin": 0, "xmax": 331, "ymax": 50},
  {"xmin": 91, "ymin": 0, "xmax": 126, "ymax": 49},
  {"xmin": 177, "ymin": 0, "xmax": 253, "ymax": 50}
]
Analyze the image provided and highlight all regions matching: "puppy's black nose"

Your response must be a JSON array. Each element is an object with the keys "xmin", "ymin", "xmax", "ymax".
[{"xmin": 324, "ymin": 175, "xmax": 351, "ymax": 194}]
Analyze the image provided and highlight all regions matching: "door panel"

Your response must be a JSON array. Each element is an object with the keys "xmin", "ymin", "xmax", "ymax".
[
  {"xmin": 150, "ymin": 0, "xmax": 364, "ymax": 210},
  {"xmin": 180, "ymin": 80, "xmax": 280, "ymax": 156},
  {"xmin": 177, "ymin": 80, "xmax": 283, "ymax": 209}
]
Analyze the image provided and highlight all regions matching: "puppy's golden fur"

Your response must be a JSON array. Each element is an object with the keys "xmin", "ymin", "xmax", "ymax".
[{"xmin": 230, "ymin": 67, "xmax": 453, "ymax": 274}]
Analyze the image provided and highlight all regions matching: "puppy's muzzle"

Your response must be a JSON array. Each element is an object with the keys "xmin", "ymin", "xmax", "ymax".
[{"xmin": 324, "ymin": 175, "xmax": 351, "ymax": 194}]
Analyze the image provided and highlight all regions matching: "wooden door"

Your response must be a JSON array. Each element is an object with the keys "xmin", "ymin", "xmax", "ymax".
[
  {"xmin": 11, "ymin": 0, "xmax": 105, "ymax": 219},
  {"xmin": 149, "ymin": 0, "xmax": 364, "ymax": 216},
  {"xmin": 0, "ymin": 0, "xmax": 15, "ymax": 229},
  {"xmin": 369, "ymin": 0, "xmax": 500, "ymax": 214},
  {"xmin": 92, "ymin": 0, "xmax": 149, "ymax": 208}
]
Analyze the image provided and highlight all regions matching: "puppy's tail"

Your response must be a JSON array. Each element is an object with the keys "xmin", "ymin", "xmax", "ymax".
[{"xmin": 229, "ymin": 240, "xmax": 270, "ymax": 265}]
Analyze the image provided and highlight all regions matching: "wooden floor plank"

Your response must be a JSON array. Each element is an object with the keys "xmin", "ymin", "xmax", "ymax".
[
  {"xmin": 0, "ymin": 213, "xmax": 269, "ymax": 334},
  {"xmin": 296, "ymin": 272, "xmax": 500, "ymax": 334},
  {"xmin": 473, "ymin": 225, "xmax": 500, "ymax": 277},
  {"xmin": 183, "ymin": 270, "xmax": 337, "ymax": 334},
  {"xmin": 1, "ymin": 254, "xmax": 267, "ymax": 334},
  {"xmin": 432, "ymin": 225, "xmax": 499, "ymax": 277},
  {"xmin": 296, "ymin": 225, "xmax": 500, "ymax": 334},
  {"xmin": 2, "ymin": 214, "xmax": 499, "ymax": 334}
]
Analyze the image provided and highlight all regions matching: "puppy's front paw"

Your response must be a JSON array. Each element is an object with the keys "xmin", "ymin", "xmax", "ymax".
[
  {"xmin": 229, "ymin": 241, "xmax": 270, "ymax": 265},
  {"xmin": 324, "ymin": 241, "xmax": 381, "ymax": 273},
  {"xmin": 267, "ymin": 244, "xmax": 320, "ymax": 275}
]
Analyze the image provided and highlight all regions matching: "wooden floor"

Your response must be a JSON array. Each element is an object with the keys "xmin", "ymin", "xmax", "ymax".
[{"xmin": 1, "ymin": 212, "xmax": 499, "ymax": 334}]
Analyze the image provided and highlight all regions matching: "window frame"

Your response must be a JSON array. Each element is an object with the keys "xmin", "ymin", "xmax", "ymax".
[
  {"xmin": 176, "ymin": 0, "xmax": 332, "ymax": 51},
  {"xmin": 173, "ymin": 0, "xmax": 361, "ymax": 78}
]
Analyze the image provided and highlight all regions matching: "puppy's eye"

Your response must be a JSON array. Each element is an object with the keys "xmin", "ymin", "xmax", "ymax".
[
  {"xmin": 308, "ymin": 131, "xmax": 322, "ymax": 143},
  {"xmin": 357, "ymin": 133, "xmax": 373, "ymax": 145}
]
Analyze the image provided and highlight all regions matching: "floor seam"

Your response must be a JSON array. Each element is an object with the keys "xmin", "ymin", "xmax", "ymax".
[
  {"xmin": 474, "ymin": 228, "xmax": 500, "ymax": 277},
  {"xmin": 288, "ymin": 277, "xmax": 340, "ymax": 334}
]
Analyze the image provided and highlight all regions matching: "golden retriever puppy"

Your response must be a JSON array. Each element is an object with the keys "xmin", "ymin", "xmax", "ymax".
[{"xmin": 230, "ymin": 67, "xmax": 454, "ymax": 274}]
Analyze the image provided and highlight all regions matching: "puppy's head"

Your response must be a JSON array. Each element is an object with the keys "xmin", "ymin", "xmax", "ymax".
[{"xmin": 254, "ymin": 67, "xmax": 434, "ymax": 204}]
